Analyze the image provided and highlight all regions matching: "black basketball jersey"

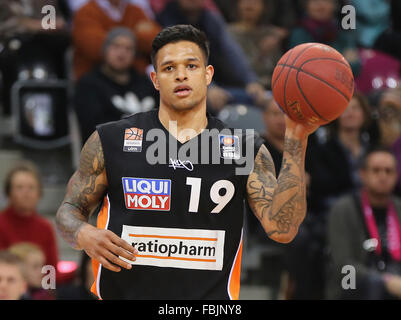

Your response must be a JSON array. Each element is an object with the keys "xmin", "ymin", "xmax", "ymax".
[{"xmin": 91, "ymin": 109, "xmax": 263, "ymax": 299}]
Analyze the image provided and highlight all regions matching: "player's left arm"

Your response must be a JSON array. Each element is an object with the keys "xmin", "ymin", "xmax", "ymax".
[{"xmin": 246, "ymin": 116, "xmax": 318, "ymax": 243}]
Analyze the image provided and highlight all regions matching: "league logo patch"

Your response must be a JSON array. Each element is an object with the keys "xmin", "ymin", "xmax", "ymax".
[
  {"xmin": 219, "ymin": 134, "xmax": 240, "ymax": 160},
  {"xmin": 122, "ymin": 177, "xmax": 171, "ymax": 211},
  {"xmin": 123, "ymin": 127, "xmax": 143, "ymax": 152}
]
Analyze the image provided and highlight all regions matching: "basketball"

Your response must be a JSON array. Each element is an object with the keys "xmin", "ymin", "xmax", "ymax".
[{"xmin": 272, "ymin": 42, "xmax": 355, "ymax": 126}]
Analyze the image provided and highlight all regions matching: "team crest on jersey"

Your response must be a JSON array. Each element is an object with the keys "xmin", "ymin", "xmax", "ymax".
[
  {"xmin": 122, "ymin": 177, "xmax": 171, "ymax": 211},
  {"xmin": 123, "ymin": 127, "xmax": 143, "ymax": 152},
  {"xmin": 219, "ymin": 134, "xmax": 240, "ymax": 160}
]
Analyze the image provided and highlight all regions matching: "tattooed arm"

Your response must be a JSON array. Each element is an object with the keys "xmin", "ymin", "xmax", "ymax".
[
  {"xmin": 56, "ymin": 131, "xmax": 137, "ymax": 272},
  {"xmin": 247, "ymin": 117, "xmax": 317, "ymax": 243}
]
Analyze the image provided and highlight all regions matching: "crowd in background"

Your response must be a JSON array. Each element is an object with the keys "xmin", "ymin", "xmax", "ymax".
[{"xmin": 0, "ymin": 0, "xmax": 401, "ymax": 300}]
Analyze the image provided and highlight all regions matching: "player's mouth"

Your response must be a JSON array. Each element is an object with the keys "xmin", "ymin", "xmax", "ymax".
[{"xmin": 174, "ymin": 85, "xmax": 192, "ymax": 97}]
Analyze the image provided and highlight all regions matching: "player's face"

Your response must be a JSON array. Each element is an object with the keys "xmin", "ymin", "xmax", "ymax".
[
  {"xmin": 361, "ymin": 152, "xmax": 398, "ymax": 197},
  {"xmin": 0, "ymin": 263, "xmax": 27, "ymax": 300},
  {"xmin": 151, "ymin": 41, "xmax": 214, "ymax": 111}
]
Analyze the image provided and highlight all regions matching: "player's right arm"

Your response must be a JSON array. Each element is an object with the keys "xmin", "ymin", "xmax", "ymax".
[{"xmin": 55, "ymin": 131, "xmax": 137, "ymax": 272}]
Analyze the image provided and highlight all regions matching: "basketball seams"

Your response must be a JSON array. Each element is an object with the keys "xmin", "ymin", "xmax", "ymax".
[
  {"xmin": 278, "ymin": 60, "xmax": 352, "ymax": 102},
  {"xmin": 283, "ymin": 43, "xmax": 317, "ymax": 119},
  {"xmin": 271, "ymin": 49, "xmax": 294, "ymax": 91},
  {"xmin": 295, "ymin": 70, "xmax": 329, "ymax": 122}
]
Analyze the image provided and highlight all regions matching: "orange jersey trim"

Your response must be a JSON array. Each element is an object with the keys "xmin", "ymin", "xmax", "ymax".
[
  {"xmin": 228, "ymin": 231, "xmax": 243, "ymax": 300},
  {"xmin": 90, "ymin": 196, "xmax": 110, "ymax": 299}
]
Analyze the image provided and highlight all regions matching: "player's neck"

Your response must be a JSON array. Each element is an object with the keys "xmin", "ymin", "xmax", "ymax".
[{"xmin": 158, "ymin": 105, "xmax": 208, "ymax": 143}]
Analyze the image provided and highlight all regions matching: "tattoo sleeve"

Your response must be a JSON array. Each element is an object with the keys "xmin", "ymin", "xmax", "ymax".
[
  {"xmin": 247, "ymin": 137, "xmax": 307, "ymax": 243},
  {"xmin": 56, "ymin": 131, "xmax": 108, "ymax": 249}
]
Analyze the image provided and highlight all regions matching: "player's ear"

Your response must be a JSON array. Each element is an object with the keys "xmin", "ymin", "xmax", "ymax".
[
  {"xmin": 150, "ymin": 71, "xmax": 160, "ymax": 91},
  {"xmin": 205, "ymin": 65, "xmax": 214, "ymax": 86}
]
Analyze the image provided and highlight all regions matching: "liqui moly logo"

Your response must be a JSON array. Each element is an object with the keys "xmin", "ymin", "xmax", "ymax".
[{"xmin": 122, "ymin": 177, "xmax": 171, "ymax": 211}]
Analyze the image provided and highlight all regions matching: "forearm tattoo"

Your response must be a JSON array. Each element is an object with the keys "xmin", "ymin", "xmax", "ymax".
[
  {"xmin": 56, "ymin": 132, "xmax": 107, "ymax": 248},
  {"xmin": 247, "ymin": 137, "xmax": 307, "ymax": 241}
]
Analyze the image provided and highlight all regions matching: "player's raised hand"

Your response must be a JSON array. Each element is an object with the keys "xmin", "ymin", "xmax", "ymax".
[
  {"xmin": 284, "ymin": 115, "xmax": 319, "ymax": 139},
  {"xmin": 77, "ymin": 224, "xmax": 138, "ymax": 272}
]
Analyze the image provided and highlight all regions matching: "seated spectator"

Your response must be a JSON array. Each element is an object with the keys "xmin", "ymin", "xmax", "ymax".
[
  {"xmin": 326, "ymin": 148, "xmax": 401, "ymax": 299},
  {"xmin": 288, "ymin": 0, "xmax": 360, "ymax": 75},
  {"xmin": 0, "ymin": 162, "xmax": 58, "ymax": 270},
  {"xmin": 72, "ymin": 0, "xmax": 161, "ymax": 80},
  {"xmin": 244, "ymin": 98, "xmax": 287, "ymax": 299},
  {"xmin": 0, "ymin": 251, "xmax": 27, "ymax": 300},
  {"xmin": 228, "ymin": 0, "xmax": 285, "ymax": 89},
  {"xmin": 74, "ymin": 27, "xmax": 158, "ymax": 143},
  {"xmin": 378, "ymin": 87, "xmax": 401, "ymax": 195},
  {"xmin": 308, "ymin": 92, "xmax": 375, "ymax": 216},
  {"xmin": 0, "ymin": 0, "xmax": 70, "ymax": 114},
  {"xmin": 8, "ymin": 242, "xmax": 54, "ymax": 300},
  {"xmin": 56, "ymin": 252, "xmax": 96, "ymax": 300},
  {"xmin": 156, "ymin": 0, "xmax": 267, "ymax": 113},
  {"xmin": 351, "ymin": 0, "xmax": 390, "ymax": 48},
  {"xmin": 287, "ymin": 92, "xmax": 375, "ymax": 299}
]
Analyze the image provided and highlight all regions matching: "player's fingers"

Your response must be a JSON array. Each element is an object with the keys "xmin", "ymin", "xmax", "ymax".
[
  {"xmin": 108, "ymin": 242, "xmax": 136, "ymax": 262},
  {"xmin": 103, "ymin": 249, "xmax": 132, "ymax": 270},
  {"xmin": 97, "ymin": 256, "xmax": 121, "ymax": 273},
  {"xmin": 108, "ymin": 232, "xmax": 138, "ymax": 255}
]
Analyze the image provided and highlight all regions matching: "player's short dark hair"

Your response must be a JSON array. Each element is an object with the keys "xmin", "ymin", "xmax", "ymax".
[{"xmin": 151, "ymin": 24, "xmax": 210, "ymax": 70}]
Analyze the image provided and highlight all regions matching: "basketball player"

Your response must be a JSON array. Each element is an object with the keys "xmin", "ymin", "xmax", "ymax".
[{"xmin": 56, "ymin": 25, "xmax": 318, "ymax": 299}]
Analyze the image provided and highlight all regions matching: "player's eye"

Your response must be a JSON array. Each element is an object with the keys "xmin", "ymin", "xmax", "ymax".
[
  {"xmin": 164, "ymin": 66, "xmax": 173, "ymax": 72},
  {"xmin": 188, "ymin": 64, "xmax": 197, "ymax": 69}
]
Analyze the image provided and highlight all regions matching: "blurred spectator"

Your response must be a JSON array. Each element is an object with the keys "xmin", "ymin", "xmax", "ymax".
[
  {"xmin": 327, "ymin": 148, "xmax": 401, "ymax": 299},
  {"xmin": 286, "ymin": 92, "xmax": 375, "ymax": 299},
  {"xmin": 244, "ymin": 98, "xmax": 287, "ymax": 299},
  {"xmin": 0, "ymin": 0, "xmax": 70, "ymax": 114},
  {"xmin": 150, "ymin": 0, "xmax": 219, "ymax": 15},
  {"xmin": 351, "ymin": 0, "xmax": 390, "ymax": 48},
  {"xmin": 74, "ymin": 27, "xmax": 157, "ymax": 143},
  {"xmin": 156, "ymin": 0, "xmax": 267, "ymax": 113},
  {"xmin": 288, "ymin": 0, "xmax": 360, "ymax": 76},
  {"xmin": 228, "ymin": 0, "xmax": 285, "ymax": 89},
  {"xmin": 378, "ymin": 87, "xmax": 401, "ymax": 195},
  {"xmin": 8, "ymin": 242, "xmax": 54, "ymax": 300},
  {"xmin": 0, "ymin": 251, "xmax": 27, "ymax": 300},
  {"xmin": 373, "ymin": 0, "xmax": 401, "ymax": 62},
  {"xmin": 0, "ymin": 162, "xmax": 58, "ymax": 270},
  {"xmin": 56, "ymin": 252, "xmax": 95, "ymax": 300},
  {"xmin": 66, "ymin": 0, "xmax": 156, "ymax": 19},
  {"xmin": 308, "ymin": 92, "xmax": 375, "ymax": 216},
  {"xmin": 72, "ymin": 0, "xmax": 161, "ymax": 80},
  {"xmin": 262, "ymin": 98, "xmax": 285, "ymax": 172}
]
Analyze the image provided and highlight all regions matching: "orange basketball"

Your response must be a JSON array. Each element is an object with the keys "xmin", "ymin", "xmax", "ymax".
[{"xmin": 272, "ymin": 42, "xmax": 354, "ymax": 126}]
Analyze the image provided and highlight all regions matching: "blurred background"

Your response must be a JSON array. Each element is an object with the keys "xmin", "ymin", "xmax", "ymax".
[{"xmin": 0, "ymin": 0, "xmax": 400, "ymax": 300}]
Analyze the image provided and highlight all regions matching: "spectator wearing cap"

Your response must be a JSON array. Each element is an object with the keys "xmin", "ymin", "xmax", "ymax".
[
  {"xmin": 74, "ymin": 27, "xmax": 158, "ymax": 143},
  {"xmin": 0, "ymin": 162, "xmax": 58, "ymax": 271},
  {"xmin": 72, "ymin": 0, "xmax": 161, "ymax": 80}
]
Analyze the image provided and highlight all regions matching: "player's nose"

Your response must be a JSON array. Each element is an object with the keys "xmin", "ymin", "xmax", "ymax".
[{"xmin": 175, "ymin": 65, "xmax": 188, "ymax": 82}]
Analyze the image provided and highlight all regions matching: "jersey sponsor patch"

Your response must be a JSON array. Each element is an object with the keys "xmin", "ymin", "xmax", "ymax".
[
  {"xmin": 120, "ymin": 225, "xmax": 225, "ymax": 270},
  {"xmin": 219, "ymin": 134, "xmax": 240, "ymax": 159},
  {"xmin": 123, "ymin": 127, "xmax": 143, "ymax": 152},
  {"xmin": 122, "ymin": 177, "xmax": 171, "ymax": 211}
]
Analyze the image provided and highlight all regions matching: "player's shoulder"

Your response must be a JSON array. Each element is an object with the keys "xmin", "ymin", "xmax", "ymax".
[{"xmin": 97, "ymin": 109, "xmax": 158, "ymax": 132}]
